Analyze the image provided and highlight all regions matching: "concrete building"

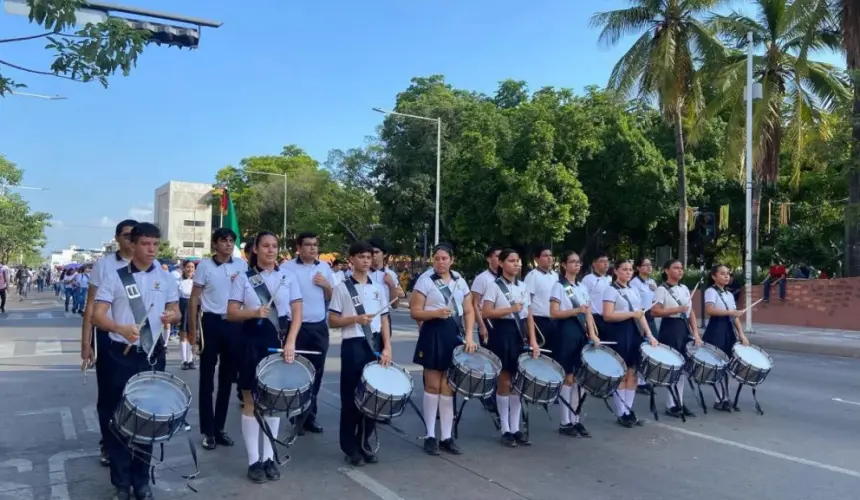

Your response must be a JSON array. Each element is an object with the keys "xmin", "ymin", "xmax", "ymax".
[
  {"xmin": 49, "ymin": 245, "xmax": 105, "ymax": 267},
  {"xmin": 153, "ymin": 181, "xmax": 214, "ymax": 259}
]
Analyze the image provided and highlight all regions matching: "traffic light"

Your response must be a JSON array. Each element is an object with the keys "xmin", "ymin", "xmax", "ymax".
[
  {"xmin": 119, "ymin": 18, "xmax": 201, "ymax": 49},
  {"xmin": 699, "ymin": 212, "xmax": 716, "ymax": 242}
]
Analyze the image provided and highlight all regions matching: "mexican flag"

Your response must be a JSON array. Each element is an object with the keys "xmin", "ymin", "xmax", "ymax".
[{"xmin": 214, "ymin": 186, "xmax": 243, "ymax": 259}]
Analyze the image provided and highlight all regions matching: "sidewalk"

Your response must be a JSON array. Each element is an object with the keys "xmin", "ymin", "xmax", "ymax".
[{"xmin": 744, "ymin": 323, "xmax": 860, "ymax": 359}]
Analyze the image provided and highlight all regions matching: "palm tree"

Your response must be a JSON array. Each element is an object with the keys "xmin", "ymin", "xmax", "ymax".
[
  {"xmin": 591, "ymin": 0, "xmax": 727, "ymax": 267},
  {"xmin": 696, "ymin": 0, "xmax": 850, "ymax": 252}
]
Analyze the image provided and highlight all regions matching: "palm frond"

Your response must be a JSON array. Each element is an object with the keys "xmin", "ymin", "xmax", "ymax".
[{"xmin": 591, "ymin": 7, "xmax": 656, "ymax": 47}]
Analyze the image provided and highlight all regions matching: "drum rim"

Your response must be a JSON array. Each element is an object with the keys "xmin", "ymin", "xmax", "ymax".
[
  {"xmin": 256, "ymin": 353, "xmax": 316, "ymax": 394},
  {"xmin": 515, "ymin": 353, "xmax": 564, "ymax": 386},
  {"xmin": 580, "ymin": 344, "xmax": 628, "ymax": 378},
  {"xmin": 731, "ymin": 342, "xmax": 774, "ymax": 369},
  {"xmin": 121, "ymin": 371, "xmax": 192, "ymax": 420},
  {"xmin": 639, "ymin": 342, "xmax": 685, "ymax": 368},
  {"xmin": 360, "ymin": 361, "xmax": 414, "ymax": 399},
  {"xmin": 451, "ymin": 345, "xmax": 503, "ymax": 376},
  {"xmin": 685, "ymin": 341, "xmax": 730, "ymax": 366}
]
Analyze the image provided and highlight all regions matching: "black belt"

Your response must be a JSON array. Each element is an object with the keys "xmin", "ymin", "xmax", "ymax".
[
  {"xmin": 202, "ymin": 312, "xmax": 227, "ymax": 319},
  {"xmin": 109, "ymin": 337, "xmax": 165, "ymax": 355}
]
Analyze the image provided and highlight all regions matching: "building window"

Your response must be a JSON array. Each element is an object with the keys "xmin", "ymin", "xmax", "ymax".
[
  {"xmin": 182, "ymin": 241, "xmax": 205, "ymax": 248},
  {"xmin": 183, "ymin": 220, "xmax": 205, "ymax": 227}
]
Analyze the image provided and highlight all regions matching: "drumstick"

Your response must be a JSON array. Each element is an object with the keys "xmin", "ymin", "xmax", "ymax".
[
  {"xmin": 124, "ymin": 303, "xmax": 154, "ymax": 355},
  {"xmin": 523, "ymin": 346, "xmax": 552, "ymax": 353},
  {"xmin": 257, "ymin": 281, "xmax": 286, "ymax": 326},
  {"xmin": 267, "ymin": 348, "xmax": 322, "ymax": 356},
  {"xmin": 684, "ymin": 281, "xmax": 701, "ymax": 315},
  {"xmin": 588, "ymin": 340, "xmax": 617, "ymax": 345},
  {"xmin": 372, "ymin": 297, "xmax": 400, "ymax": 318},
  {"xmin": 740, "ymin": 297, "xmax": 765, "ymax": 314}
]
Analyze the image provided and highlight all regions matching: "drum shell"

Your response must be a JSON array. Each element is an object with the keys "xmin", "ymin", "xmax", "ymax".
[
  {"xmin": 638, "ymin": 344, "xmax": 685, "ymax": 387},
  {"xmin": 512, "ymin": 353, "xmax": 564, "ymax": 405},
  {"xmin": 576, "ymin": 345, "xmax": 626, "ymax": 399},
  {"xmin": 683, "ymin": 342, "xmax": 729, "ymax": 385},
  {"xmin": 446, "ymin": 346, "xmax": 502, "ymax": 399},
  {"xmin": 355, "ymin": 362, "xmax": 414, "ymax": 421},
  {"xmin": 255, "ymin": 354, "xmax": 315, "ymax": 417},
  {"xmin": 113, "ymin": 372, "xmax": 192, "ymax": 445},
  {"xmin": 728, "ymin": 344, "xmax": 773, "ymax": 386}
]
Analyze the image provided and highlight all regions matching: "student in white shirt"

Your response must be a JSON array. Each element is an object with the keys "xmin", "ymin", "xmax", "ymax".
[
  {"xmin": 524, "ymin": 246, "xmax": 556, "ymax": 350},
  {"xmin": 630, "ymin": 257, "xmax": 658, "ymax": 393},
  {"xmin": 227, "ymin": 231, "xmax": 302, "ymax": 484},
  {"xmin": 602, "ymin": 259, "xmax": 658, "ymax": 428},
  {"xmin": 652, "ymin": 259, "xmax": 703, "ymax": 417},
  {"xmin": 582, "ymin": 252, "xmax": 612, "ymax": 335},
  {"xmin": 548, "ymin": 251, "xmax": 599, "ymax": 437},
  {"xmin": 470, "ymin": 246, "xmax": 502, "ymax": 345},
  {"xmin": 91, "ymin": 222, "xmax": 180, "ymax": 500},
  {"xmin": 329, "ymin": 241, "xmax": 392, "ymax": 466},
  {"xmin": 177, "ymin": 260, "xmax": 197, "ymax": 370},
  {"xmin": 410, "ymin": 244, "xmax": 476, "ymax": 456},
  {"xmin": 482, "ymin": 248, "xmax": 540, "ymax": 447},
  {"xmin": 702, "ymin": 264, "xmax": 749, "ymax": 412}
]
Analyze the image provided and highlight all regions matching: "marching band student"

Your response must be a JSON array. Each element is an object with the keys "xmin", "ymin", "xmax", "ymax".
[
  {"xmin": 189, "ymin": 228, "xmax": 248, "ymax": 450},
  {"xmin": 470, "ymin": 246, "xmax": 502, "ymax": 346},
  {"xmin": 226, "ymin": 231, "xmax": 302, "ymax": 484},
  {"xmin": 81, "ymin": 218, "xmax": 137, "ymax": 467},
  {"xmin": 630, "ymin": 257, "xmax": 657, "ymax": 393},
  {"xmin": 92, "ymin": 222, "xmax": 180, "ymax": 500},
  {"xmin": 702, "ymin": 264, "xmax": 749, "ymax": 412},
  {"xmin": 282, "ymin": 231, "xmax": 333, "ymax": 434},
  {"xmin": 368, "ymin": 238, "xmax": 403, "ymax": 309},
  {"xmin": 329, "ymin": 241, "xmax": 393, "ymax": 466},
  {"xmin": 549, "ymin": 251, "xmax": 599, "ymax": 437},
  {"xmin": 482, "ymin": 248, "xmax": 540, "ymax": 447},
  {"xmin": 331, "ymin": 259, "xmax": 346, "ymax": 286},
  {"xmin": 177, "ymin": 260, "xmax": 196, "ymax": 370},
  {"xmin": 524, "ymin": 246, "xmax": 557, "ymax": 354},
  {"xmin": 410, "ymin": 244, "xmax": 477, "ymax": 456},
  {"xmin": 582, "ymin": 252, "xmax": 612, "ymax": 335},
  {"xmin": 602, "ymin": 259, "xmax": 658, "ymax": 428},
  {"xmin": 651, "ymin": 259, "xmax": 702, "ymax": 418}
]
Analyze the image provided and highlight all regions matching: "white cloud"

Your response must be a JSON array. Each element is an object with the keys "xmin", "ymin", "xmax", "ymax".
[
  {"xmin": 128, "ymin": 203, "xmax": 154, "ymax": 221},
  {"xmin": 99, "ymin": 216, "xmax": 116, "ymax": 228},
  {"xmin": 51, "ymin": 219, "xmax": 64, "ymax": 228}
]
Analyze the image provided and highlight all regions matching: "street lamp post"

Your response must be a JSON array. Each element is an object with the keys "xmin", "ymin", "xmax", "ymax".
[
  {"xmin": 744, "ymin": 31, "xmax": 763, "ymax": 333},
  {"xmin": 8, "ymin": 91, "xmax": 67, "ymax": 100},
  {"xmin": 243, "ymin": 169, "xmax": 287, "ymax": 247},
  {"xmin": 373, "ymin": 107, "xmax": 442, "ymax": 246}
]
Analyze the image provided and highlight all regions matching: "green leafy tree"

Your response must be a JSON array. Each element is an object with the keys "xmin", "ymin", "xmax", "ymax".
[
  {"xmin": 0, "ymin": 0, "xmax": 149, "ymax": 96},
  {"xmin": 156, "ymin": 241, "xmax": 176, "ymax": 261},
  {"xmin": 0, "ymin": 155, "xmax": 51, "ymax": 262}
]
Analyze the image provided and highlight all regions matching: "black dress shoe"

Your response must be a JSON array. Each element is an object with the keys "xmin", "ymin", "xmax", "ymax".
[
  {"xmin": 423, "ymin": 437, "xmax": 440, "ymax": 455},
  {"xmin": 344, "ymin": 454, "xmax": 364, "ymax": 466},
  {"xmin": 302, "ymin": 419, "xmax": 323, "ymax": 434},
  {"xmin": 513, "ymin": 431, "xmax": 531, "ymax": 446},
  {"xmin": 247, "ymin": 461, "xmax": 267, "ymax": 483},
  {"xmin": 201, "ymin": 436, "xmax": 216, "ymax": 450},
  {"xmin": 99, "ymin": 446, "xmax": 111, "ymax": 466},
  {"xmin": 133, "ymin": 485, "xmax": 154, "ymax": 500},
  {"xmin": 114, "ymin": 487, "xmax": 131, "ymax": 500},
  {"xmin": 262, "ymin": 459, "xmax": 280, "ymax": 481},
  {"xmin": 360, "ymin": 450, "xmax": 379, "ymax": 464},
  {"xmin": 214, "ymin": 431, "xmax": 234, "ymax": 446},
  {"xmin": 439, "ymin": 438, "xmax": 462, "ymax": 455}
]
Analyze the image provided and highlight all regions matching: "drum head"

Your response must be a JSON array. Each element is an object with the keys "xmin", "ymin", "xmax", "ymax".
[
  {"xmin": 125, "ymin": 372, "xmax": 190, "ymax": 417},
  {"xmin": 257, "ymin": 354, "xmax": 315, "ymax": 391},
  {"xmin": 581, "ymin": 346, "xmax": 626, "ymax": 377},
  {"xmin": 733, "ymin": 344, "xmax": 772, "ymax": 370},
  {"xmin": 641, "ymin": 343, "xmax": 684, "ymax": 367},
  {"xmin": 452, "ymin": 346, "xmax": 502, "ymax": 375},
  {"xmin": 365, "ymin": 363, "xmax": 413, "ymax": 397},
  {"xmin": 517, "ymin": 354, "xmax": 564, "ymax": 384},
  {"xmin": 686, "ymin": 342, "xmax": 728, "ymax": 367}
]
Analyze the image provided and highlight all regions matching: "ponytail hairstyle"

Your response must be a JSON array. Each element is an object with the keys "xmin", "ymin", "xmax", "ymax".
[
  {"xmin": 559, "ymin": 250, "xmax": 582, "ymax": 284},
  {"xmin": 495, "ymin": 248, "xmax": 519, "ymax": 277},
  {"xmin": 610, "ymin": 258, "xmax": 633, "ymax": 284},
  {"xmin": 432, "ymin": 243, "xmax": 454, "ymax": 258},
  {"xmin": 248, "ymin": 231, "xmax": 278, "ymax": 269},
  {"xmin": 708, "ymin": 263, "xmax": 728, "ymax": 287},
  {"xmin": 661, "ymin": 259, "xmax": 681, "ymax": 282}
]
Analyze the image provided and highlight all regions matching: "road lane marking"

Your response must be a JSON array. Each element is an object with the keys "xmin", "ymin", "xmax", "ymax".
[
  {"xmin": 36, "ymin": 312, "xmax": 52, "ymax": 319},
  {"xmin": 339, "ymin": 467, "xmax": 407, "ymax": 500},
  {"xmin": 5, "ymin": 314, "xmax": 23, "ymax": 320},
  {"xmin": 832, "ymin": 397, "xmax": 860, "ymax": 406},
  {"xmin": 653, "ymin": 422, "xmax": 860, "ymax": 479},
  {"xmin": 34, "ymin": 339, "xmax": 63, "ymax": 356},
  {"xmin": 48, "ymin": 450, "xmax": 96, "ymax": 500},
  {"xmin": 82, "ymin": 404, "xmax": 99, "ymax": 433},
  {"xmin": 18, "ymin": 406, "xmax": 76, "ymax": 440},
  {"xmin": 0, "ymin": 459, "xmax": 32, "ymax": 473},
  {"xmin": 0, "ymin": 341, "xmax": 14, "ymax": 358}
]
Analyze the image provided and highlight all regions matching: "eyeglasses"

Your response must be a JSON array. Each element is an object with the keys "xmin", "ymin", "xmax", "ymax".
[{"xmin": 566, "ymin": 260, "xmax": 581, "ymax": 264}]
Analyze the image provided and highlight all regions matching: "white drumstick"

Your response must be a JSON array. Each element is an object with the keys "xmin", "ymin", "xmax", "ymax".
[
  {"xmin": 268, "ymin": 348, "xmax": 322, "ymax": 355},
  {"xmin": 740, "ymin": 297, "xmax": 765, "ymax": 314},
  {"xmin": 372, "ymin": 297, "xmax": 400, "ymax": 318},
  {"xmin": 685, "ymin": 281, "xmax": 701, "ymax": 315},
  {"xmin": 124, "ymin": 303, "xmax": 154, "ymax": 355}
]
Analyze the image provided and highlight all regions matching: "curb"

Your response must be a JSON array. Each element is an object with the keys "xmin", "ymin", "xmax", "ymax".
[{"xmin": 748, "ymin": 336, "xmax": 860, "ymax": 359}]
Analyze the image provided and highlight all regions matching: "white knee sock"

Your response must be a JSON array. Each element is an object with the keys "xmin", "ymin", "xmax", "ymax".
[
  {"xmin": 509, "ymin": 396, "xmax": 522, "ymax": 433},
  {"xmin": 570, "ymin": 383, "xmax": 580, "ymax": 424},
  {"xmin": 241, "ymin": 415, "xmax": 260, "ymax": 465},
  {"xmin": 439, "ymin": 395, "xmax": 454, "ymax": 441},
  {"xmin": 637, "ymin": 374, "xmax": 645, "ymax": 386},
  {"xmin": 180, "ymin": 341, "xmax": 189, "ymax": 362},
  {"xmin": 422, "ymin": 392, "xmax": 439, "ymax": 438},
  {"xmin": 261, "ymin": 416, "xmax": 280, "ymax": 461},
  {"xmin": 613, "ymin": 391, "xmax": 627, "ymax": 416},
  {"xmin": 496, "ymin": 395, "xmax": 510, "ymax": 433},
  {"xmin": 624, "ymin": 388, "xmax": 636, "ymax": 410},
  {"xmin": 559, "ymin": 384, "xmax": 573, "ymax": 425},
  {"xmin": 667, "ymin": 381, "xmax": 684, "ymax": 409}
]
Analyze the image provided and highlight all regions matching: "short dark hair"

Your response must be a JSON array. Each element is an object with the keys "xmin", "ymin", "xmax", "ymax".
[
  {"xmin": 367, "ymin": 237, "xmax": 387, "ymax": 254},
  {"xmin": 296, "ymin": 231, "xmax": 318, "ymax": 249},
  {"xmin": 591, "ymin": 251, "xmax": 608, "ymax": 262},
  {"xmin": 432, "ymin": 243, "xmax": 454, "ymax": 257},
  {"xmin": 348, "ymin": 241, "xmax": 374, "ymax": 257},
  {"xmin": 211, "ymin": 227, "xmax": 237, "ymax": 244},
  {"xmin": 535, "ymin": 245, "xmax": 552, "ymax": 257},
  {"xmin": 130, "ymin": 222, "xmax": 160, "ymax": 242},
  {"xmin": 485, "ymin": 245, "xmax": 502, "ymax": 258},
  {"xmin": 115, "ymin": 219, "xmax": 138, "ymax": 236}
]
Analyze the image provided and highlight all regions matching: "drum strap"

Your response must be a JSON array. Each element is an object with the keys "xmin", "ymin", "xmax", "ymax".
[
  {"xmin": 343, "ymin": 278, "xmax": 381, "ymax": 353},
  {"xmin": 116, "ymin": 266, "xmax": 158, "ymax": 358},
  {"xmin": 612, "ymin": 283, "xmax": 645, "ymax": 337},
  {"xmin": 246, "ymin": 269, "xmax": 282, "ymax": 334},
  {"xmin": 494, "ymin": 277, "xmax": 526, "ymax": 341},
  {"xmin": 431, "ymin": 272, "xmax": 464, "ymax": 335},
  {"xmin": 559, "ymin": 276, "xmax": 588, "ymax": 332},
  {"xmin": 663, "ymin": 283, "xmax": 694, "ymax": 336}
]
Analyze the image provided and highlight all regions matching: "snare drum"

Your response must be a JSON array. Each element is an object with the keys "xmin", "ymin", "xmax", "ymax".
[
  {"xmin": 576, "ymin": 345, "xmax": 626, "ymax": 399},
  {"xmin": 638, "ymin": 343, "xmax": 685, "ymax": 387},
  {"xmin": 255, "ymin": 354, "xmax": 315, "ymax": 417},
  {"xmin": 355, "ymin": 362, "xmax": 414, "ymax": 421},
  {"xmin": 728, "ymin": 344, "xmax": 773, "ymax": 386},
  {"xmin": 512, "ymin": 354, "xmax": 564, "ymax": 405},
  {"xmin": 447, "ymin": 346, "xmax": 502, "ymax": 399},
  {"xmin": 113, "ymin": 371, "xmax": 192, "ymax": 445},
  {"xmin": 684, "ymin": 342, "xmax": 729, "ymax": 385}
]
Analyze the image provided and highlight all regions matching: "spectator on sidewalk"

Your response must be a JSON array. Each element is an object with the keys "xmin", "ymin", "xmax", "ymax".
[
  {"xmin": 763, "ymin": 259, "xmax": 787, "ymax": 303},
  {"xmin": 0, "ymin": 263, "xmax": 8, "ymax": 313}
]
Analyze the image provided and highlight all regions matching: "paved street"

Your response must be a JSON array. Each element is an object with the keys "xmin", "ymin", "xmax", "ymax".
[{"xmin": 1, "ymin": 299, "xmax": 859, "ymax": 500}]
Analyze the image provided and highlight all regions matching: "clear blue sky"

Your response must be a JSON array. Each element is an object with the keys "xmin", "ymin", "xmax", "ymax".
[{"xmin": 0, "ymin": 0, "xmax": 843, "ymax": 254}]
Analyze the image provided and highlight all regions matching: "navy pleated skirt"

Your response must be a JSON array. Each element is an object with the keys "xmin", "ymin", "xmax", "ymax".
[
  {"xmin": 238, "ymin": 318, "xmax": 286, "ymax": 391},
  {"xmin": 487, "ymin": 319, "xmax": 524, "ymax": 374},
  {"xmin": 659, "ymin": 317, "xmax": 691, "ymax": 358},
  {"xmin": 413, "ymin": 318, "xmax": 463, "ymax": 371},
  {"xmin": 605, "ymin": 318, "xmax": 641, "ymax": 369},
  {"xmin": 550, "ymin": 316, "xmax": 587, "ymax": 375},
  {"xmin": 703, "ymin": 316, "xmax": 735, "ymax": 357}
]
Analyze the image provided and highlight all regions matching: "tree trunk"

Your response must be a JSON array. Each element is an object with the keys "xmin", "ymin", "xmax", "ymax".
[
  {"xmin": 847, "ymin": 77, "xmax": 860, "ymax": 277},
  {"xmin": 674, "ymin": 109, "xmax": 689, "ymax": 267}
]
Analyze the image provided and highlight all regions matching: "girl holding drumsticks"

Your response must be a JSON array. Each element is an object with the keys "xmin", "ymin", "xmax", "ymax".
[
  {"xmin": 602, "ymin": 259, "xmax": 658, "ymax": 428},
  {"xmin": 482, "ymin": 248, "xmax": 540, "ymax": 447},
  {"xmin": 410, "ymin": 244, "xmax": 477, "ymax": 456},
  {"xmin": 226, "ymin": 231, "xmax": 303, "ymax": 484}
]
